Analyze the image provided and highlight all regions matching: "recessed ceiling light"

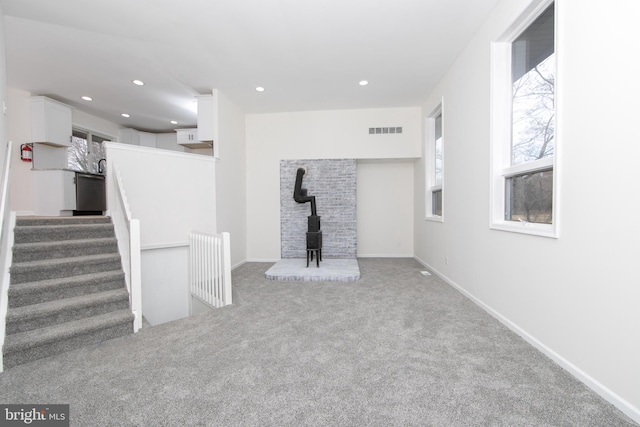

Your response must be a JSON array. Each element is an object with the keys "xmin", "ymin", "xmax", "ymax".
[
  {"xmin": 121, "ymin": 113, "xmax": 130, "ymax": 118},
  {"xmin": 81, "ymin": 96, "xmax": 93, "ymax": 101},
  {"xmin": 132, "ymin": 80, "xmax": 144, "ymax": 86},
  {"xmin": 170, "ymin": 120, "xmax": 178, "ymax": 125},
  {"xmin": 256, "ymin": 87, "xmax": 265, "ymax": 92},
  {"xmin": 359, "ymin": 80, "xmax": 369, "ymax": 86}
]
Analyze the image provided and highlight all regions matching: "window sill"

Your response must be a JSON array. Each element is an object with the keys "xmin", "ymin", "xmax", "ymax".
[
  {"xmin": 425, "ymin": 216, "xmax": 444, "ymax": 223},
  {"xmin": 490, "ymin": 221, "xmax": 557, "ymax": 238}
]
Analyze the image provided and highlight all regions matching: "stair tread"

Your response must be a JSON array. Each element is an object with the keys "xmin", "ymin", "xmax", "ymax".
[
  {"xmin": 7, "ymin": 288, "xmax": 129, "ymax": 324},
  {"xmin": 9, "ymin": 270, "xmax": 125, "ymax": 291},
  {"xmin": 17, "ymin": 216, "xmax": 110, "ymax": 223},
  {"xmin": 3, "ymin": 309, "xmax": 134, "ymax": 353},
  {"xmin": 13, "ymin": 237, "xmax": 117, "ymax": 249},
  {"xmin": 15, "ymin": 222, "xmax": 113, "ymax": 229},
  {"xmin": 12, "ymin": 252, "xmax": 120, "ymax": 268}
]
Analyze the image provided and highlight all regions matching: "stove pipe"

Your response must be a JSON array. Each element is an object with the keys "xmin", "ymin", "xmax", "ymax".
[{"xmin": 293, "ymin": 167, "xmax": 317, "ymax": 216}]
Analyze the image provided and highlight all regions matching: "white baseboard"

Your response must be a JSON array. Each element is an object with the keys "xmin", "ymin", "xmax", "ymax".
[
  {"xmin": 231, "ymin": 260, "xmax": 246, "ymax": 270},
  {"xmin": 357, "ymin": 253, "xmax": 414, "ymax": 258},
  {"xmin": 246, "ymin": 258, "xmax": 280, "ymax": 263},
  {"xmin": 414, "ymin": 255, "xmax": 640, "ymax": 425},
  {"xmin": 15, "ymin": 210, "xmax": 35, "ymax": 217}
]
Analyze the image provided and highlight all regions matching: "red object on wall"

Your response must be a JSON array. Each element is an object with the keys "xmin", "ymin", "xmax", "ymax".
[{"xmin": 20, "ymin": 143, "xmax": 32, "ymax": 162}]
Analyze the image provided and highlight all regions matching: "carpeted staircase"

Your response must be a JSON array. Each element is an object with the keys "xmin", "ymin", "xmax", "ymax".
[{"xmin": 3, "ymin": 216, "xmax": 134, "ymax": 369}]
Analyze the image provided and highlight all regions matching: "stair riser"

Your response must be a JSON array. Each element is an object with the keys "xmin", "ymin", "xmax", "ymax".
[
  {"xmin": 11, "ymin": 258, "xmax": 122, "ymax": 284},
  {"xmin": 14, "ymin": 226, "xmax": 115, "ymax": 244},
  {"xmin": 8, "ymin": 275, "xmax": 126, "ymax": 308},
  {"xmin": 12, "ymin": 241, "xmax": 118, "ymax": 263},
  {"xmin": 3, "ymin": 321, "xmax": 133, "ymax": 369},
  {"xmin": 6, "ymin": 297, "xmax": 130, "ymax": 335}
]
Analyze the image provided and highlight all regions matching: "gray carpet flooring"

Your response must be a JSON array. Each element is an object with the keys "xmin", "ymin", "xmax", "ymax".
[{"xmin": 0, "ymin": 258, "xmax": 636, "ymax": 426}]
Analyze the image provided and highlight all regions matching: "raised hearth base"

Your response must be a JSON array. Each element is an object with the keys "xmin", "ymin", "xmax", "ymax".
[{"xmin": 265, "ymin": 259, "xmax": 360, "ymax": 282}]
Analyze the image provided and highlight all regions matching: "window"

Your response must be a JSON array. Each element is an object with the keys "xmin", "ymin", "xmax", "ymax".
[
  {"xmin": 425, "ymin": 103, "xmax": 444, "ymax": 220},
  {"xmin": 490, "ymin": 1, "xmax": 557, "ymax": 237},
  {"xmin": 68, "ymin": 129, "xmax": 110, "ymax": 174}
]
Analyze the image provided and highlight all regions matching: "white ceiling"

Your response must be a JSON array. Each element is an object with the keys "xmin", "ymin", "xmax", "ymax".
[{"xmin": 0, "ymin": 0, "xmax": 499, "ymax": 133}]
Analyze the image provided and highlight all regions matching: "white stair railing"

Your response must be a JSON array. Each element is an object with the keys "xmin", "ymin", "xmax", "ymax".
[
  {"xmin": 110, "ymin": 164, "xmax": 142, "ymax": 332},
  {"xmin": 0, "ymin": 141, "xmax": 15, "ymax": 371},
  {"xmin": 189, "ymin": 231, "xmax": 232, "ymax": 308}
]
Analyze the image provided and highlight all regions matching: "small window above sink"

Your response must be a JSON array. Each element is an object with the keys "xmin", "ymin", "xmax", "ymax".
[{"xmin": 68, "ymin": 128, "xmax": 112, "ymax": 174}]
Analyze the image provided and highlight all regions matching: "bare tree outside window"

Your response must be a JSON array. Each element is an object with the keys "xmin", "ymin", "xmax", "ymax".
[
  {"xmin": 507, "ymin": 169, "xmax": 553, "ymax": 223},
  {"xmin": 512, "ymin": 54, "xmax": 555, "ymax": 165},
  {"xmin": 68, "ymin": 130, "xmax": 109, "ymax": 174},
  {"xmin": 68, "ymin": 136, "xmax": 90, "ymax": 172},
  {"xmin": 506, "ymin": 3, "xmax": 555, "ymax": 224}
]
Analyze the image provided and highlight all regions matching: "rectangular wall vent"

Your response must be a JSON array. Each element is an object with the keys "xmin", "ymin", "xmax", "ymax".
[{"xmin": 368, "ymin": 127, "xmax": 402, "ymax": 134}]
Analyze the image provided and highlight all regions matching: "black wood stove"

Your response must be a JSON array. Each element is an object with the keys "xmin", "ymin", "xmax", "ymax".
[{"xmin": 294, "ymin": 167, "xmax": 322, "ymax": 267}]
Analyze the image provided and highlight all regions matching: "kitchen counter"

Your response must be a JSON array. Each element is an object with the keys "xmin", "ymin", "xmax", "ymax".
[{"xmin": 33, "ymin": 167, "xmax": 105, "ymax": 177}]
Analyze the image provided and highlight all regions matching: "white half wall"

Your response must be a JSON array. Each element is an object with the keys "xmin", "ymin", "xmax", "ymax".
[
  {"xmin": 105, "ymin": 143, "xmax": 217, "ymax": 247},
  {"xmin": 414, "ymin": 0, "xmax": 640, "ymax": 421},
  {"xmin": 246, "ymin": 107, "xmax": 421, "ymax": 261},
  {"xmin": 105, "ymin": 143, "xmax": 217, "ymax": 325}
]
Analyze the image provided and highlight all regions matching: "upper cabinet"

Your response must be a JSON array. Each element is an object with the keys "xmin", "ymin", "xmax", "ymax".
[
  {"xmin": 196, "ymin": 92, "xmax": 219, "ymax": 157},
  {"xmin": 119, "ymin": 128, "xmax": 140, "ymax": 146},
  {"xmin": 30, "ymin": 96, "xmax": 72, "ymax": 147},
  {"xmin": 175, "ymin": 128, "xmax": 202, "ymax": 148},
  {"xmin": 196, "ymin": 94, "xmax": 215, "ymax": 143},
  {"xmin": 173, "ymin": 92, "xmax": 218, "ymax": 154}
]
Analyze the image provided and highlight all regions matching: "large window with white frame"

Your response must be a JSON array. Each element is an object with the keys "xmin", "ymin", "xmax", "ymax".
[
  {"xmin": 490, "ymin": 1, "xmax": 557, "ymax": 237},
  {"xmin": 425, "ymin": 103, "xmax": 444, "ymax": 220}
]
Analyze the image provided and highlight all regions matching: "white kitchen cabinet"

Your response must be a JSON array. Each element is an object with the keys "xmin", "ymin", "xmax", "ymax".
[
  {"xmin": 196, "ymin": 94, "xmax": 214, "ymax": 142},
  {"xmin": 119, "ymin": 129, "xmax": 156, "ymax": 147},
  {"xmin": 29, "ymin": 96, "xmax": 72, "ymax": 147},
  {"xmin": 196, "ymin": 91, "xmax": 219, "ymax": 157},
  {"xmin": 176, "ymin": 128, "xmax": 211, "ymax": 150},
  {"xmin": 176, "ymin": 128, "xmax": 198, "ymax": 145},
  {"xmin": 119, "ymin": 128, "xmax": 140, "ymax": 145},
  {"xmin": 33, "ymin": 170, "xmax": 76, "ymax": 216}
]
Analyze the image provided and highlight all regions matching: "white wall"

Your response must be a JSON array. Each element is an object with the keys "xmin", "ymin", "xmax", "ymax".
[
  {"xmin": 246, "ymin": 107, "xmax": 421, "ymax": 261},
  {"xmin": 0, "ymin": 4, "xmax": 6, "ymax": 170},
  {"xmin": 141, "ymin": 246, "xmax": 189, "ymax": 326},
  {"xmin": 6, "ymin": 88, "xmax": 33, "ymax": 214},
  {"xmin": 414, "ymin": 0, "xmax": 640, "ymax": 420},
  {"xmin": 357, "ymin": 160, "xmax": 414, "ymax": 257},
  {"xmin": 214, "ymin": 90, "xmax": 247, "ymax": 268},
  {"xmin": 156, "ymin": 132, "xmax": 185, "ymax": 152}
]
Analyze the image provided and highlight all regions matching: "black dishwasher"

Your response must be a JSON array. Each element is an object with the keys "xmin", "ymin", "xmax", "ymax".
[{"xmin": 75, "ymin": 172, "xmax": 106, "ymax": 215}]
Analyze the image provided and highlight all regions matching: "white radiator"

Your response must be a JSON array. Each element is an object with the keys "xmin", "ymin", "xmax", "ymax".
[{"xmin": 189, "ymin": 231, "xmax": 232, "ymax": 308}]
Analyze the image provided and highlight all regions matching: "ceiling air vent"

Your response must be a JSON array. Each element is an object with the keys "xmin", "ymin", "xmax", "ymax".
[{"xmin": 368, "ymin": 127, "xmax": 402, "ymax": 134}]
